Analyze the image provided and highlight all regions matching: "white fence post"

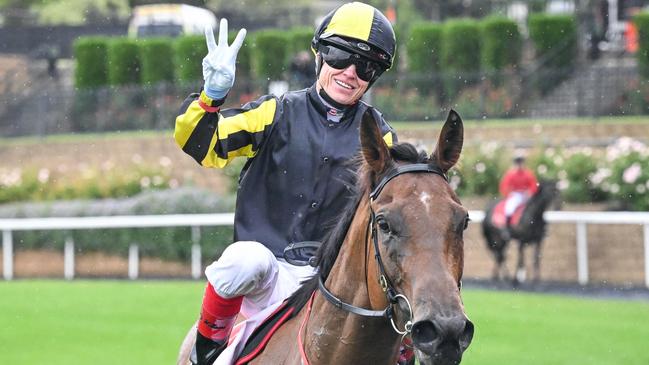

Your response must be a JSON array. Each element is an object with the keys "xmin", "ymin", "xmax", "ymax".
[
  {"xmin": 128, "ymin": 244, "xmax": 139, "ymax": 280},
  {"xmin": 576, "ymin": 222, "xmax": 589, "ymax": 285},
  {"xmin": 3, "ymin": 230, "xmax": 13, "ymax": 280},
  {"xmin": 64, "ymin": 236, "xmax": 75, "ymax": 280},
  {"xmin": 644, "ymin": 223, "xmax": 649, "ymax": 289},
  {"xmin": 191, "ymin": 226, "xmax": 202, "ymax": 280}
]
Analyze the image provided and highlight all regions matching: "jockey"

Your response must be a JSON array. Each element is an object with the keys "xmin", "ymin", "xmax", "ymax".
[
  {"xmin": 174, "ymin": 3, "xmax": 397, "ymax": 364},
  {"xmin": 499, "ymin": 154, "xmax": 538, "ymax": 230}
]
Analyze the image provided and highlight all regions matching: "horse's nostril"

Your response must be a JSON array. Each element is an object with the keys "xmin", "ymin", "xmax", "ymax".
[
  {"xmin": 460, "ymin": 319, "xmax": 475, "ymax": 350},
  {"xmin": 411, "ymin": 320, "xmax": 439, "ymax": 346}
]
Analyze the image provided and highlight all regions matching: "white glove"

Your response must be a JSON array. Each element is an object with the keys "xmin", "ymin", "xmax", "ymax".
[{"xmin": 202, "ymin": 18, "xmax": 247, "ymax": 100}]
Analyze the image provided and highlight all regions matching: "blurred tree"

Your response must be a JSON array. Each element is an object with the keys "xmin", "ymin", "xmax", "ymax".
[
  {"xmin": 0, "ymin": 0, "xmax": 40, "ymax": 25},
  {"xmin": 32, "ymin": 0, "xmax": 130, "ymax": 25},
  {"xmin": 0, "ymin": 0, "xmax": 131, "ymax": 26}
]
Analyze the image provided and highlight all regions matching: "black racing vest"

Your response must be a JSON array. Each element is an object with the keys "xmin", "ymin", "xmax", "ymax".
[{"xmin": 233, "ymin": 86, "xmax": 395, "ymax": 258}]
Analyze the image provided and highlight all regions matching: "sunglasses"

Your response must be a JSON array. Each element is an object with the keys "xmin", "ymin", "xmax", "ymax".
[{"xmin": 319, "ymin": 45, "xmax": 383, "ymax": 82}]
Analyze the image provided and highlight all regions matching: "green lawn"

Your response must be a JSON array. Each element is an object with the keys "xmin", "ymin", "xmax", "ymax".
[
  {"xmin": 0, "ymin": 280, "xmax": 204, "ymax": 364},
  {"xmin": 1, "ymin": 281, "xmax": 648, "ymax": 365},
  {"xmin": 461, "ymin": 289, "xmax": 649, "ymax": 365}
]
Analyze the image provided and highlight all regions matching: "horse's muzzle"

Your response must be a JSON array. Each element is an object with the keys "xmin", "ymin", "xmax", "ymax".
[{"xmin": 410, "ymin": 315, "xmax": 474, "ymax": 365}]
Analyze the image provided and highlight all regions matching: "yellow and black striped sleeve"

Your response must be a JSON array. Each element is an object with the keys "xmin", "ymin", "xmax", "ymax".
[{"xmin": 174, "ymin": 91, "xmax": 277, "ymax": 168}]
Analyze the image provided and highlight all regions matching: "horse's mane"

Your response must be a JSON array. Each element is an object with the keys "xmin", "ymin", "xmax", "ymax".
[
  {"xmin": 521, "ymin": 179, "xmax": 557, "ymax": 224},
  {"xmin": 527, "ymin": 180, "xmax": 556, "ymax": 207},
  {"xmin": 287, "ymin": 142, "xmax": 429, "ymax": 310}
]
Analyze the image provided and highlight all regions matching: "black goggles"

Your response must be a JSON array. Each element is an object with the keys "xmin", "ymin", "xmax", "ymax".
[{"xmin": 319, "ymin": 45, "xmax": 383, "ymax": 82}]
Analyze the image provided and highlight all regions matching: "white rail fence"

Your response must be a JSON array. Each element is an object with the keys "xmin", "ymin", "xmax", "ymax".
[
  {"xmin": 1, "ymin": 211, "xmax": 649, "ymax": 287},
  {"xmin": 1, "ymin": 214, "xmax": 234, "ymax": 281}
]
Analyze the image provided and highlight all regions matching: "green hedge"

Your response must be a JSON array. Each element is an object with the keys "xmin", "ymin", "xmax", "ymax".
[
  {"xmin": 405, "ymin": 22, "xmax": 443, "ymax": 95},
  {"xmin": 73, "ymin": 37, "xmax": 109, "ymax": 89},
  {"xmin": 406, "ymin": 22, "xmax": 443, "ymax": 73},
  {"xmin": 634, "ymin": 13, "xmax": 649, "ymax": 79},
  {"xmin": 528, "ymin": 14, "xmax": 577, "ymax": 71},
  {"xmin": 251, "ymin": 29, "xmax": 289, "ymax": 80},
  {"xmin": 174, "ymin": 35, "xmax": 206, "ymax": 83},
  {"xmin": 528, "ymin": 14, "xmax": 577, "ymax": 95},
  {"xmin": 441, "ymin": 19, "xmax": 481, "ymax": 98},
  {"xmin": 288, "ymin": 27, "xmax": 314, "ymax": 58},
  {"xmin": 480, "ymin": 16, "xmax": 521, "ymax": 73},
  {"xmin": 441, "ymin": 19, "xmax": 481, "ymax": 73},
  {"xmin": 107, "ymin": 38, "xmax": 140, "ymax": 86},
  {"xmin": 139, "ymin": 38, "xmax": 175, "ymax": 85}
]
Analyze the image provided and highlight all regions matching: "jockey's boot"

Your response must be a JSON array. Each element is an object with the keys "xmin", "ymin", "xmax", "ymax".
[
  {"xmin": 192, "ymin": 332, "xmax": 227, "ymax": 365},
  {"xmin": 190, "ymin": 282, "xmax": 243, "ymax": 365}
]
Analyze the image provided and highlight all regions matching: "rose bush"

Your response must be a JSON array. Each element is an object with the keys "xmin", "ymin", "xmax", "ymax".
[{"xmin": 451, "ymin": 137, "xmax": 649, "ymax": 211}]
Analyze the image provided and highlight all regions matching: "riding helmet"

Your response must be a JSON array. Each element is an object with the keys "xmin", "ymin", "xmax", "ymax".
[{"xmin": 311, "ymin": 2, "xmax": 396, "ymax": 73}]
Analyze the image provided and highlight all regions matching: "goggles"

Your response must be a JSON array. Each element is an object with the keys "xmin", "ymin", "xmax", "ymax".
[{"xmin": 319, "ymin": 45, "xmax": 383, "ymax": 82}]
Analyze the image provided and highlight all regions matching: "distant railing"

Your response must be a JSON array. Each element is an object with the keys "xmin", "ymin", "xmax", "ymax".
[
  {"xmin": 2, "ymin": 211, "xmax": 649, "ymax": 287},
  {"xmin": 0, "ymin": 213, "xmax": 233, "ymax": 281}
]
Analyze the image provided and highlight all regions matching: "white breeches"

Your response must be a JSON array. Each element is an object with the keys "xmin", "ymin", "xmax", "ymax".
[
  {"xmin": 504, "ymin": 191, "xmax": 528, "ymax": 217},
  {"xmin": 204, "ymin": 241, "xmax": 317, "ymax": 318}
]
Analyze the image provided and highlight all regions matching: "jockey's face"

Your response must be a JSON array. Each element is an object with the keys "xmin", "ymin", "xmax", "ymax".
[{"xmin": 317, "ymin": 60, "xmax": 369, "ymax": 105}]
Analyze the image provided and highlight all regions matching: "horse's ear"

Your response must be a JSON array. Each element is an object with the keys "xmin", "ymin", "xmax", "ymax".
[
  {"xmin": 431, "ymin": 109, "xmax": 464, "ymax": 173},
  {"xmin": 360, "ymin": 109, "xmax": 391, "ymax": 175}
]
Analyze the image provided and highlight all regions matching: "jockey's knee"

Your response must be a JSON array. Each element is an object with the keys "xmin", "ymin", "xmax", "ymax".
[{"xmin": 205, "ymin": 241, "xmax": 278, "ymax": 299}]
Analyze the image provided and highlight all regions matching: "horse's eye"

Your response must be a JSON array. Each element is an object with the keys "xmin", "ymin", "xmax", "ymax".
[{"xmin": 377, "ymin": 218, "xmax": 390, "ymax": 233}]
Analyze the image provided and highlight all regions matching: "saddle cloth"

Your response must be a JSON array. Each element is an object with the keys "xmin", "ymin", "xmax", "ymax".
[
  {"xmin": 232, "ymin": 293, "xmax": 309, "ymax": 364},
  {"xmin": 491, "ymin": 200, "xmax": 526, "ymax": 228}
]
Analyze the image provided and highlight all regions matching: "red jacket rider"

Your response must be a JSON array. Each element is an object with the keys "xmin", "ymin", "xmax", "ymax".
[{"xmin": 499, "ymin": 157, "xmax": 538, "ymax": 198}]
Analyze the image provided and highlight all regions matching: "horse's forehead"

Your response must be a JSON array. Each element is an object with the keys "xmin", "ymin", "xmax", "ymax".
[
  {"xmin": 383, "ymin": 174, "xmax": 459, "ymax": 212},
  {"xmin": 388, "ymin": 174, "xmax": 452, "ymax": 199}
]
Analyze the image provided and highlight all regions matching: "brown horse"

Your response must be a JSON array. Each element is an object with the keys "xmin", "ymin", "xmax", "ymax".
[{"xmin": 178, "ymin": 109, "xmax": 473, "ymax": 365}]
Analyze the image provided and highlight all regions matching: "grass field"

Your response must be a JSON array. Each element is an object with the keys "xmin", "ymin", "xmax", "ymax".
[{"xmin": 1, "ymin": 281, "xmax": 648, "ymax": 365}]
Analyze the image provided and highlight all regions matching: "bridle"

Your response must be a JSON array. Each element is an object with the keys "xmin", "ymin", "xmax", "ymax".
[{"xmin": 317, "ymin": 162, "xmax": 449, "ymax": 337}]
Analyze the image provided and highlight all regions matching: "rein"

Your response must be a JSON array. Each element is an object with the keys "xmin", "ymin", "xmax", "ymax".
[{"xmin": 317, "ymin": 163, "xmax": 448, "ymax": 336}]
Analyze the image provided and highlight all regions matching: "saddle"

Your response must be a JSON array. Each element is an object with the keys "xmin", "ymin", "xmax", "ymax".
[
  {"xmin": 233, "ymin": 291, "xmax": 311, "ymax": 364},
  {"xmin": 490, "ymin": 200, "xmax": 526, "ymax": 229}
]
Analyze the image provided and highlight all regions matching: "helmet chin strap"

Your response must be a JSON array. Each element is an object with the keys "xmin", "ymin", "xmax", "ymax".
[{"xmin": 317, "ymin": 82, "xmax": 352, "ymax": 110}]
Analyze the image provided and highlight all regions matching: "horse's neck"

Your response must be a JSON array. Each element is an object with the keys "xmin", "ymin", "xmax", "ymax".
[
  {"xmin": 304, "ymin": 198, "xmax": 400, "ymax": 364},
  {"xmin": 527, "ymin": 190, "xmax": 550, "ymax": 216}
]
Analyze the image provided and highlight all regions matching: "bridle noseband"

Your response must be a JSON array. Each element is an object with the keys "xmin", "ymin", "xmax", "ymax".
[{"xmin": 317, "ymin": 163, "xmax": 448, "ymax": 336}]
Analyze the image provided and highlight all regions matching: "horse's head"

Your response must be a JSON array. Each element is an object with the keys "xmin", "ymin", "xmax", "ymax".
[
  {"xmin": 360, "ymin": 110, "xmax": 473, "ymax": 365},
  {"xmin": 536, "ymin": 179, "xmax": 562, "ymax": 211}
]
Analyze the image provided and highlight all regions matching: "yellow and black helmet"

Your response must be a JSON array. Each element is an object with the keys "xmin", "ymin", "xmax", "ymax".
[{"xmin": 312, "ymin": 2, "xmax": 396, "ymax": 71}]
